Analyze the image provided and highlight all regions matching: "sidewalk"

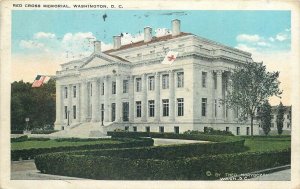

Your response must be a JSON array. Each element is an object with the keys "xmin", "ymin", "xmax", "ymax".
[
  {"xmin": 248, "ymin": 168, "xmax": 290, "ymax": 181},
  {"xmin": 11, "ymin": 160, "xmax": 88, "ymax": 180}
]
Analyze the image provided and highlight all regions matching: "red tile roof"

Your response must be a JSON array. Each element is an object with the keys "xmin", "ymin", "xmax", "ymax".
[{"xmin": 104, "ymin": 32, "xmax": 191, "ymax": 54}]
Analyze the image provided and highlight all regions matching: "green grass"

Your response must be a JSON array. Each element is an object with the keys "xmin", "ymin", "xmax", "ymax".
[
  {"xmin": 242, "ymin": 135, "xmax": 291, "ymax": 152},
  {"xmin": 11, "ymin": 139, "xmax": 122, "ymax": 150}
]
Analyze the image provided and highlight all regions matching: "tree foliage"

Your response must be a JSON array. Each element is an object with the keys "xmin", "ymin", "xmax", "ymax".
[
  {"xmin": 226, "ymin": 61, "xmax": 282, "ymax": 136},
  {"xmin": 260, "ymin": 101, "xmax": 272, "ymax": 135},
  {"xmin": 11, "ymin": 79, "xmax": 56, "ymax": 131},
  {"xmin": 276, "ymin": 102, "xmax": 285, "ymax": 135}
]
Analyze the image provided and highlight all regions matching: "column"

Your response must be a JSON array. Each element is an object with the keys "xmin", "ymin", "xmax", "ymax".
[
  {"xmin": 226, "ymin": 72, "xmax": 234, "ymax": 121},
  {"xmin": 76, "ymin": 83, "xmax": 81, "ymax": 123},
  {"xmin": 103, "ymin": 76, "xmax": 109, "ymax": 122},
  {"xmin": 155, "ymin": 72, "xmax": 160, "ymax": 122},
  {"xmin": 80, "ymin": 80, "xmax": 88, "ymax": 122},
  {"xmin": 116, "ymin": 74, "xmax": 122, "ymax": 122},
  {"xmin": 169, "ymin": 70, "xmax": 175, "ymax": 122},
  {"xmin": 54, "ymin": 83, "xmax": 63, "ymax": 130},
  {"xmin": 141, "ymin": 73, "xmax": 147, "ymax": 122},
  {"xmin": 207, "ymin": 71, "xmax": 214, "ymax": 120},
  {"xmin": 91, "ymin": 79, "xmax": 98, "ymax": 122},
  {"xmin": 216, "ymin": 70, "xmax": 223, "ymax": 121},
  {"xmin": 68, "ymin": 84, "xmax": 72, "ymax": 125},
  {"xmin": 129, "ymin": 76, "xmax": 134, "ymax": 122}
]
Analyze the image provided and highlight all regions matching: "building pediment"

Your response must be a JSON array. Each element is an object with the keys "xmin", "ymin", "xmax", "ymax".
[{"xmin": 80, "ymin": 53, "xmax": 129, "ymax": 69}]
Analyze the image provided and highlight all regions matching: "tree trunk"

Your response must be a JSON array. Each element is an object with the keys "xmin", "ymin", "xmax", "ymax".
[{"xmin": 251, "ymin": 115, "xmax": 254, "ymax": 137}]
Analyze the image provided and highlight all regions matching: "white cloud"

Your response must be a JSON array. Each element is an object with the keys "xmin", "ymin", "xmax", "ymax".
[
  {"xmin": 236, "ymin": 34, "xmax": 261, "ymax": 42},
  {"xmin": 19, "ymin": 40, "xmax": 45, "ymax": 49},
  {"xmin": 121, "ymin": 32, "xmax": 144, "ymax": 45},
  {"xmin": 155, "ymin": 28, "xmax": 171, "ymax": 37},
  {"xmin": 269, "ymin": 37, "xmax": 275, "ymax": 42},
  {"xmin": 235, "ymin": 44, "xmax": 256, "ymax": 53},
  {"xmin": 33, "ymin": 32, "xmax": 56, "ymax": 39},
  {"xmin": 257, "ymin": 41, "xmax": 270, "ymax": 47},
  {"xmin": 276, "ymin": 33, "xmax": 288, "ymax": 41}
]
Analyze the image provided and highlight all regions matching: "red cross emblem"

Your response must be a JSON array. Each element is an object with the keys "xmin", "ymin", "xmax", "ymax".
[{"xmin": 167, "ymin": 55, "xmax": 176, "ymax": 61}]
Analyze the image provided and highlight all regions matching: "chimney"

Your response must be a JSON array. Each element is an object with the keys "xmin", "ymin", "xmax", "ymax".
[
  {"xmin": 113, "ymin": 35, "xmax": 121, "ymax": 49},
  {"xmin": 144, "ymin": 26, "xmax": 152, "ymax": 43},
  {"xmin": 94, "ymin": 41, "xmax": 101, "ymax": 53},
  {"xmin": 172, "ymin": 19, "xmax": 181, "ymax": 37}
]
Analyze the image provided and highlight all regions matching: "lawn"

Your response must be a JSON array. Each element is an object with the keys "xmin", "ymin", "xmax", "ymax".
[
  {"xmin": 11, "ymin": 139, "xmax": 122, "ymax": 150},
  {"xmin": 242, "ymin": 135, "xmax": 291, "ymax": 152}
]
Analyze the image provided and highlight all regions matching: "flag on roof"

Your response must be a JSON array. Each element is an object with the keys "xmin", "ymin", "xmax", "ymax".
[
  {"xmin": 161, "ymin": 51, "xmax": 178, "ymax": 65},
  {"xmin": 32, "ymin": 75, "xmax": 48, "ymax": 88}
]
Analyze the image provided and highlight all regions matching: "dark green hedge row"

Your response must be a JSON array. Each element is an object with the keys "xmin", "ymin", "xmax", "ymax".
[
  {"xmin": 11, "ymin": 130, "xmax": 24, "ymax": 134},
  {"xmin": 12, "ymin": 138, "xmax": 154, "ymax": 161},
  {"xmin": 71, "ymin": 138, "xmax": 245, "ymax": 160},
  {"xmin": 11, "ymin": 136, "xmax": 51, "ymax": 143},
  {"xmin": 107, "ymin": 131, "xmax": 240, "ymax": 142},
  {"xmin": 35, "ymin": 148, "xmax": 291, "ymax": 180}
]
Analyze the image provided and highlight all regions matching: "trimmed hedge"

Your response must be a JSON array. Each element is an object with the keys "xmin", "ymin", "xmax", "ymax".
[
  {"xmin": 35, "ymin": 148, "xmax": 291, "ymax": 180},
  {"xmin": 11, "ymin": 138, "xmax": 154, "ymax": 161},
  {"xmin": 11, "ymin": 136, "xmax": 51, "ymax": 143},
  {"xmin": 107, "ymin": 131, "xmax": 239, "ymax": 142}
]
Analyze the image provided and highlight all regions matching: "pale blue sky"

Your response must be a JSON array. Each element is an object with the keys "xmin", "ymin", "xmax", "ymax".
[{"xmin": 12, "ymin": 10, "xmax": 291, "ymax": 55}]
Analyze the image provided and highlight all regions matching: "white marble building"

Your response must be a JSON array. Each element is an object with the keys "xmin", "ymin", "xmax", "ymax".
[{"xmin": 54, "ymin": 19, "xmax": 259, "ymax": 136}]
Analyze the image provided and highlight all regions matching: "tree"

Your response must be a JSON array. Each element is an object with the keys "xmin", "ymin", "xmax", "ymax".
[
  {"xmin": 11, "ymin": 79, "xmax": 56, "ymax": 131},
  {"xmin": 260, "ymin": 101, "xmax": 272, "ymax": 135},
  {"xmin": 225, "ymin": 61, "xmax": 282, "ymax": 136},
  {"xmin": 276, "ymin": 102, "xmax": 285, "ymax": 135}
]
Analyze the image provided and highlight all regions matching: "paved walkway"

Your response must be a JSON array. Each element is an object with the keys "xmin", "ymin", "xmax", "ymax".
[
  {"xmin": 153, "ymin": 138, "xmax": 210, "ymax": 146},
  {"xmin": 11, "ymin": 160, "xmax": 87, "ymax": 180}
]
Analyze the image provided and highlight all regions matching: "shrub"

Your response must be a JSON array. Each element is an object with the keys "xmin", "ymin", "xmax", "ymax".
[
  {"xmin": 184, "ymin": 128, "xmax": 234, "ymax": 136},
  {"xmin": 35, "ymin": 148, "xmax": 290, "ymax": 180},
  {"xmin": 11, "ymin": 138, "xmax": 153, "ymax": 161},
  {"xmin": 11, "ymin": 135, "xmax": 28, "ymax": 142},
  {"xmin": 11, "ymin": 130, "xmax": 24, "ymax": 134},
  {"xmin": 107, "ymin": 132, "xmax": 239, "ymax": 142}
]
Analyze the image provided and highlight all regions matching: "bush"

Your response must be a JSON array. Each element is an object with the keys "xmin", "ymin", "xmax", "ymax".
[
  {"xmin": 107, "ymin": 132, "xmax": 239, "ymax": 142},
  {"xmin": 11, "ymin": 130, "xmax": 24, "ymax": 134},
  {"xmin": 184, "ymin": 128, "xmax": 234, "ymax": 136},
  {"xmin": 11, "ymin": 138, "xmax": 153, "ymax": 161},
  {"xmin": 11, "ymin": 135, "xmax": 28, "ymax": 142},
  {"xmin": 31, "ymin": 130, "xmax": 58, "ymax": 134},
  {"xmin": 35, "ymin": 148, "xmax": 290, "ymax": 180}
]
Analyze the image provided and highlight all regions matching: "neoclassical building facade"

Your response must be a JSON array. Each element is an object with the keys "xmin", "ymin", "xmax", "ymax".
[{"xmin": 54, "ymin": 19, "xmax": 259, "ymax": 135}]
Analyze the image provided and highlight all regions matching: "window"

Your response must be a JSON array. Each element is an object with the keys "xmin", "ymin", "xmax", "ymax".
[
  {"xmin": 162, "ymin": 99, "xmax": 169, "ymax": 117},
  {"xmin": 202, "ymin": 98, "xmax": 207, "ymax": 116},
  {"xmin": 122, "ymin": 102, "xmax": 129, "ymax": 121},
  {"xmin": 136, "ymin": 78, "xmax": 142, "ymax": 92},
  {"xmin": 177, "ymin": 98, "xmax": 184, "ymax": 116},
  {"xmin": 64, "ymin": 106, "xmax": 68, "ymax": 119},
  {"xmin": 101, "ymin": 83, "xmax": 104, "ymax": 95},
  {"xmin": 73, "ymin": 105, "xmax": 76, "ymax": 119},
  {"xmin": 101, "ymin": 104, "xmax": 104, "ymax": 121},
  {"xmin": 177, "ymin": 72, "xmax": 184, "ymax": 88},
  {"xmin": 214, "ymin": 99, "xmax": 217, "ymax": 117},
  {"xmin": 150, "ymin": 50, "xmax": 155, "ymax": 54},
  {"xmin": 148, "ymin": 76, "xmax": 155, "ymax": 91},
  {"xmin": 246, "ymin": 127, "xmax": 250, "ymax": 136},
  {"xmin": 73, "ymin": 86, "xmax": 76, "ymax": 98},
  {"xmin": 287, "ymin": 123, "xmax": 290, "ymax": 128},
  {"xmin": 202, "ymin": 72, "xmax": 207, "ymax": 88},
  {"xmin": 174, "ymin": 126, "xmax": 179, "ymax": 134},
  {"xmin": 162, "ymin": 74, "xmax": 169, "ymax": 89},
  {"xmin": 125, "ymin": 126, "xmax": 129, "ymax": 131},
  {"xmin": 65, "ymin": 87, "xmax": 68, "ymax": 98},
  {"xmin": 226, "ymin": 127, "xmax": 229, "ymax": 132},
  {"xmin": 111, "ymin": 103, "xmax": 116, "ymax": 121},
  {"xmin": 159, "ymin": 126, "xmax": 164, "ymax": 133},
  {"xmin": 149, "ymin": 100, "xmax": 155, "ymax": 117},
  {"xmin": 112, "ymin": 81, "xmax": 116, "ymax": 94},
  {"xmin": 146, "ymin": 126, "xmax": 150, "ymax": 133},
  {"xmin": 213, "ymin": 72, "xmax": 217, "ymax": 89},
  {"xmin": 136, "ymin": 101, "xmax": 142, "ymax": 117},
  {"xmin": 236, "ymin": 127, "xmax": 240, "ymax": 135},
  {"xmin": 133, "ymin": 126, "xmax": 137, "ymax": 132},
  {"xmin": 123, "ymin": 80, "xmax": 128, "ymax": 93}
]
